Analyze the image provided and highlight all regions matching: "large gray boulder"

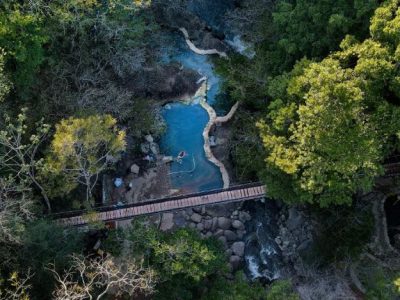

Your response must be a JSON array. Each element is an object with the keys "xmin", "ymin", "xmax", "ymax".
[
  {"xmin": 287, "ymin": 207, "xmax": 304, "ymax": 231},
  {"xmin": 232, "ymin": 220, "xmax": 245, "ymax": 230},
  {"xmin": 231, "ymin": 241, "xmax": 245, "ymax": 257},
  {"xmin": 191, "ymin": 213, "xmax": 202, "ymax": 223},
  {"xmin": 229, "ymin": 255, "xmax": 242, "ymax": 270},
  {"xmin": 224, "ymin": 230, "xmax": 237, "ymax": 241},
  {"xmin": 217, "ymin": 217, "xmax": 231, "ymax": 230},
  {"xmin": 239, "ymin": 211, "xmax": 251, "ymax": 222},
  {"xmin": 218, "ymin": 236, "xmax": 228, "ymax": 248},
  {"xmin": 204, "ymin": 219, "xmax": 213, "ymax": 230}
]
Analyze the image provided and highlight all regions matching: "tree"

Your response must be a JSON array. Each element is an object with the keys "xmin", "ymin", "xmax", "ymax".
[
  {"xmin": 19, "ymin": 220, "xmax": 84, "ymax": 299},
  {"xmin": 0, "ymin": 49, "xmax": 10, "ymax": 102},
  {"xmin": 203, "ymin": 272, "xmax": 270, "ymax": 300},
  {"xmin": 0, "ymin": 5, "xmax": 47, "ymax": 96},
  {"xmin": 44, "ymin": 115, "xmax": 126, "ymax": 205},
  {"xmin": 125, "ymin": 221, "xmax": 227, "ymax": 300},
  {"xmin": 49, "ymin": 254, "xmax": 157, "ymax": 300},
  {"xmin": 0, "ymin": 108, "xmax": 51, "ymax": 211},
  {"xmin": 0, "ymin": 177, "xmax": 35, "ymax": 244},
  {"xmin": 258, "ymin": 0, "xmax": 400, "ymax": 206},
  {"xmin": 0, "ymin": 271, "xmax": 32, "ymax": 300}
]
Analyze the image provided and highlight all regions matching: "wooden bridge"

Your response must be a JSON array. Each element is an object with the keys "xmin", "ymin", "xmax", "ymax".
[
  {"xmin": 52, "ymin": 156, "xmax": 400, "ymax": 227},
  {"xmin": 53, "ymin": 183, "xmax": 266, "ymax": 227}
]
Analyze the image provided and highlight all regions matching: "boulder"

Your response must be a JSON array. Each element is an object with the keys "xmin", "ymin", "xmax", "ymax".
[
  {"xmin": 193, "ymin": 206, "xmax": 202, "ymax": 213},
  {"xmin": 232, "ymin": 220, "xmax": 245, "ymax": 230},
  {"xmin": 211, "ymin": 217, "xmax": 219, "ymax": 231},
  {"xmin": 196, "ymin": 223, "xmax": 204, "ymax": 231},
  {"xmin": 160, "ymin": 213, "xmax": 174, "ymax": 231},
  {"xmin": 206, "ymin": 204, "xmax": 234, "ymax": 217},
  {"xmin": 224, "ymin": 230, "xmax": 237, "ymax": 241},
  {"xmin": 218, "ymin": 236, "xmax": 228, "ymax": 248},
  {"xmin": 214, "ymin": 229, "xmax": 224, "ymax": 238},
  {"xmin": 236, "ymin": 230, "xmax": 246, "ymax": 239},
  {"xmin": 189, "ymin": 223, "xmax": 196, "ymax": 229},
  {"xmin": 145, "ymin": 135, "xmax": 154, "ymax": 143},
  {"xmin": 239, "ymin": 211, "xmax": 251, "ymax": 222},
  {"xmin": 231, "ymin": 241, "xmax": 245, "ymax": 257},
  {"xmin": 150, "ymin": 143, "xmax": 159, "ymax": 155},
  {"xmin": 204, "ymin": 219, "xmax": 213, "ymax": 230},
  {"xmin": 229, "ymin": 255, "xmax": 241, "ymax": 270},
  {"xmin": 217, "ymin": 217, "xmax": 231, "ymax": 230},
  {"xmin": 191, "ymin": 213, "xmax": 202, "ymax": 223},
  {"xmin": 162, "ymin": 156, "xmax": 174, "ymax": 163},
  {"xmin": 287, "ymin": 208, "xmax": 304, "ymax": 231},
  {"xmin": 130, "ymin": 164, "xmax": 140, "ymax": 174},
  {"xmin": 205, "ymin": 231, "xmax": 213, "ymax": 238},
  {"xmin": 140, "ymin": 143, "xmax": 150, "ymax": 154}
]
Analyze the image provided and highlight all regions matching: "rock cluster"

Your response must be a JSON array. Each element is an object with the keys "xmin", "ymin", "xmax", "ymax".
[
  {"xmin": 140, "ymin": 135, "xmax": 160, "ymax": 156},
  {"xmin": 177, "ymin": 204, "xmax": 252, "ymax": 271},
  {"xmin": 275, "ymin": 206, "xmax": 314, "ymax": 273}
]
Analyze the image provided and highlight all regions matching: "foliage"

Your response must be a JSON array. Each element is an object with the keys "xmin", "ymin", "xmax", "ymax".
[
  {"xmin": 202, "ymin": 272, "xmax": 269, "ymax": 300},
  {"xmin": 266, "ymin": 280, "xmax": 299, "ymax": 300},
  {"xmin": 0, "ymin": 5, "xmax": 47, "ymax": 97},
  {"xmin": 0, "ymin": 271, "xmax": 32, "ymax": 300},
  {"xmin": 364, "ymin": 266, "xmax": 398, "ymax": 300},
  {"xmin": 0, "ymin": 50, "xmax": 10, "ymax": 102},
  {"xmin": 33, "ymin": 0, "xmax": 159, "ymax": 122},
  {"xmin": 228, "ymin": 109, "xmax": 266, "ymax": 181},
  {"xmin": 257, "ymin": 0, "xmax": 400, "ymax": 206},
  {"xmin": 150, "ymin": 228, "xmax": 225, "ymax": 282},
  {"xmin": 18, "ymin": 220, "xmax": 84, "ymax": 299},
  {"xmin": 49, "ymin": 254, "xmax": 157, "ymax": 300},
  {"xmin": 125, "ymin": 221, "xmax": 227, "ymax": 299},
  {"xmin": 0, "ymin": 177, "xmax": 36, "ymax": 244},
  {"xmin": 0, "ymin": 108, "xmax": 51, "ymax": 210},
  {"xmin": 261, "ymin": 0, "xmax": 378, "ymax": 73},
  {"xmin": 43, "ymin": 115, "xmax": 126, "ymax": 204},
  {"xmin": 310, "ymin": 203, "xmax": 374, "ymax": 263}
]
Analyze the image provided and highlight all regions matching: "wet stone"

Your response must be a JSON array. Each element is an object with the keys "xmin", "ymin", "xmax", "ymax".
[
  {"xmin": 217, "ymin": 217, "xmax": 231, "ymax": 230},
  {"xmin": 191, "ymin": 213, "xmax": 202, "ymax": 223},
  {"xmin": 224, "ymin": 230, "xmax": 237, "ymax": 241},
  {"xmin": 231, "ymin": 241, "xmax": 245, "ymax": 257}
]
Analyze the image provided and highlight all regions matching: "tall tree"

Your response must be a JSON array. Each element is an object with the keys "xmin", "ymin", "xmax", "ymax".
[
  {"xmin": 43, "ymin": 115, "xmax": 126, "ymax": 205},
  {"xmin": 0, "ymin": 108, "xmax": 51, "ymax": 211},
  {"xmin": 258, "ymin": 0, "xmax": 400, "ymax": 206}
]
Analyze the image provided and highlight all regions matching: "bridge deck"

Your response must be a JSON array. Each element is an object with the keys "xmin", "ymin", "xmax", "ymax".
[{"xmin": 55, "ymin": 183, "xmax": 266, "ymax": 227}]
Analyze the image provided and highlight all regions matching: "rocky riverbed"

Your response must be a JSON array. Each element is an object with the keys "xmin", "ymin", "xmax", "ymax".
[{"xmin": 157, "ymin": 202, "xmax": 252, "ymax": 272}]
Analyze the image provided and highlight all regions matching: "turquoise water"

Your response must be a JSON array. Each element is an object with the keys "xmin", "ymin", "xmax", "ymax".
[
  {"xmin": 160, "ymin": 103, "xmax": 223, "ymax": 193},
  {"xmin": 160, "ymin": 38, "xmax": 224, "ymax": 193}
]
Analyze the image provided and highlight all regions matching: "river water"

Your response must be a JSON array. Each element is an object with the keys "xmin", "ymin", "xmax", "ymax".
[
  {"xmin": 159, "ymin": 36, "xmax": 224, "ymax": 193},
  {"xmin": 159, "ymin": 0, "xmax": 283, "ymax": 281}
]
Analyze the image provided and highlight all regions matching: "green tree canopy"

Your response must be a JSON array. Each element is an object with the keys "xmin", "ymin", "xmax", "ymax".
[
  {"xmin": 43, "ymin": 115, "xmax": 126, "ymax": 204},
  {"xmin": 0, "ymin": 6, "xmax": 47, "ymax": 96},
  {"xmin": 258, "ymin": 0, "xmax": 400, "ymax": 206}
]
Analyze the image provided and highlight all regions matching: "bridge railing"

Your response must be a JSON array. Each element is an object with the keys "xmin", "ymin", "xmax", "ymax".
[{"xmin": 51, "ymin": 182, "xmax": 264, "ymax": 220}]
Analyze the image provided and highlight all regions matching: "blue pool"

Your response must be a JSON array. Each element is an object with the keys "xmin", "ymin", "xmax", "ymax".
[{"xmin": 160, "ymin": 37, "xmax": 224, "ymax": 193}]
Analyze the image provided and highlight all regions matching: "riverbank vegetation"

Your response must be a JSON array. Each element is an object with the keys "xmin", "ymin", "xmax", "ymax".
[
  {"xmin": 1, "ymin": 0, "xmax": 400, "ymax": 298},
  {"xmin": 218, "ymin": 0, "xmax": 400, "ymax": 297},
  {"xmin": 0, "ymin": 0, "xmax": 298, "ymax": 298}
]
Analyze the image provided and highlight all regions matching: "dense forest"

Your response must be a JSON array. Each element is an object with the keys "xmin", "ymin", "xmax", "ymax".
[{"xmin": 0, "ymin": 0, "xmax": 400, "ymax": 299}]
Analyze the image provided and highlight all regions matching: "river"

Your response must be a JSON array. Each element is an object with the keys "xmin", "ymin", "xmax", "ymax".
[{"xmin": 159, "ymin": 0, "xmax": 283, "ymax": 281}]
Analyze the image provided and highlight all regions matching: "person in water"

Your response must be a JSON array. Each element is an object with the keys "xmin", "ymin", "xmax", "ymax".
[{"xmin": 176, "ymin": 151, "xmax": 186, "ymax": 164}]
